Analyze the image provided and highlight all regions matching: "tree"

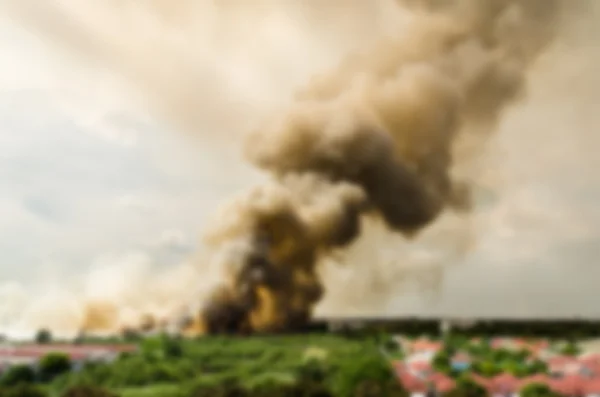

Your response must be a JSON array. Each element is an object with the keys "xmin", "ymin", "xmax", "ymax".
[
  {"xmin": 331, "ymin": 354, "xmax": 407, "ymax": 397},
  {"xmin": 446, "ymin": 376, "xmax": 486, "ymax": 397},
  {"xmin": 559, "ymin": 341, "xmax": 581, "ymax": 356},
  {"xmin": 38, "ymin": 353, "xmax": 72, "ymax": 382},
  {"xmin": 444, "ymin": 335, "xmax": 468, "ymax": 353},
  {"xmin": 141, "ymin": 334, "xmax": 183, "ymax": 360},
  {"xmin": 383, "ymin": 336, "xmax": 402, "ymax": 355},
  {"xmin": 35, "ymin": 329, "xmax": 52, "ymax": 345},
  {"xmin": 472, "ymin": 360, "xmax": 501, "ymax": 377},
  {"xmin": 525, "ymin": 360, "xmax": 549, "ymax": 376},
  {"xmin": 1, "ymin": 365, "xmax": 36, "ymax": 386},
  {"xmin": 432, "ymin": 351, "xmax": 452, "ymax": 373},
  {"xmin": 504, "ymin": 362, "xmax": 529, "ymax": 378},
  {"xmin": 490, "ymin": 348, "xmax": 513, "ymax": 363},
  {"xmin": 466, "ymin": 340, "xmax": 490, "ymax": 357},
  {"xmin": 163, "ymin": 337, "xmax": 183, "ymax": 359},
  {"xmin": 520, "ymin": 382, "xmax": 560, "ymax": 397},
  {"xmin": 514, "ymin": 348, "xmax": 532, "ymax": 361}
]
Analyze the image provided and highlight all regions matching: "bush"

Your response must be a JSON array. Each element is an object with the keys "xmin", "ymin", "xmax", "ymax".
[
  {"xmin": 296, "ymin": 359, "xmax": 330, "ymax": 385},
  {"xmin": 1, "ymin": 384, "xmax": 49, "ymax": 397},
  {"xmin": 61, "ymin": 385, "xmax": 119, "ymax": 397},
  {"xmin": 38, "ymin": 353, "xmax": 72, "ymax": 382},
  {"xmin": 1, "ymin": 365, "xmax": 36, "ymax": 386},
  {"xmin": 331, "ymin": 354, "xmax": 406, "ymax": 397}
]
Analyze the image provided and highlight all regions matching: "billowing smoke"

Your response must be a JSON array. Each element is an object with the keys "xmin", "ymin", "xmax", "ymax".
[
  {"xmin": 2, "ymin": 0, "xmax": 595, "ymax": 336},
  {"xmin": 197, "ymin": 0, "xmax": 565, "ymax": 333}
]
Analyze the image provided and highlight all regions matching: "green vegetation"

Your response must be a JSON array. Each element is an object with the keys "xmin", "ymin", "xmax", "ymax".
[
  {"xmin": 35, "ymin": 330, "xmax": 53, "ymax": 345},
  {"xmin": 39, "ymin": 354, "xmax": 72, "ymax": 382},
  {"xmin": 446, "ymin": 376, "xmax": 486, "ymax": 397},
  {"xmin": 557, "ymin": 341, "xmax": 581, "ymax": 356},
  {"xmin": 520, "ymin": 383, "xmax": 562, "ymax": 397},
  {"xmin": 0, "ymin": 384, "xmax": 49, "ymax": 397},
  {"xmin": 426, "ymin": 335, "xmax": 554, "ymax": 381},
  {"xmin": 0, "ymin": 333, "xmax": 407, "ymax": 397},
  {"xmin": 1, "ymin": 366, "xmax": 36, "ymax": 387}
]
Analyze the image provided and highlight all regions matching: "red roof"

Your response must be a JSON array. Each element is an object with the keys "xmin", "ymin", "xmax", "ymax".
[
  {"xmin": 489, "ymin": 373, "xmax": 520, "ymax": 393},
  {"xmin": 583, "ymin": 378, "xmax": 600, "ymax": 394},
  {"xmin": 0, "ymin": 349, "xmax": 89, "ymax": 361},
  {"xmin": 409, "ymin": 360, "xmax": 432, "ymax": 373},
  {"xmin": 470, "ymin": 373, "xmax": 493, "ymax": 389},
  {"xmin": 426, "ymin": 372, "xmax": 456, "ymax": 393},
  {"xmin": 547, "ymin": 374, "xmax": 587, "ymax": 396},
  {"xmin": 17, "ymin": 344, "xmax": 137, "ymax": 353},
  {"xmin": 0, "ymin": 344, "xmax": 137, "ymax": 361},
  {"xmin": 411, "ymin": 340, "xmax": 443, "ymax": 352},
  {"xmin": 395, "ymin": 366, "xmax": 427, "ymax": 392},
  {"xmin": 548, "ymin": 355, "xmax": 580, "ymax": 373},
  {"xmin": 518, "ymin": 374, "xmax": 552, "ymax": 389},
  {"xmin": 580, "ymin": 354, "xmax": 600, "ymax": 369}
]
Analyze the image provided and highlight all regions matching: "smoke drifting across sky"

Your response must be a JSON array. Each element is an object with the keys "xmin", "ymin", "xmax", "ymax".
[{"xmin": 0, "ymin": 0, "xmax": 599, "ymax": 335}]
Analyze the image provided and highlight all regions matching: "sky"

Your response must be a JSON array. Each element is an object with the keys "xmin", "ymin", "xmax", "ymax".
[{"xmin": 0, "ymin": 0, "xmax": 599, "ymax": 329}]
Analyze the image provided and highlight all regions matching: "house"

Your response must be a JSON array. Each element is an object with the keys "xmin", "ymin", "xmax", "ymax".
[
  {"xmin": 488, "ymin": 373, "xmax": 520, "ymax": 397},
  {"xmin": 547, "ymin": 355, "xmax": 582, "ymax": 376},
  {"xmin": 451, "ymin": 352, "xmax": 471, "ymax": 372}
]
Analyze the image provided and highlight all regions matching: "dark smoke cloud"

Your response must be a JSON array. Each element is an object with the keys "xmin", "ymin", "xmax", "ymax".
[{"xmin": 197, "ymin": 0, "xmax": 567, "ymax": 334}]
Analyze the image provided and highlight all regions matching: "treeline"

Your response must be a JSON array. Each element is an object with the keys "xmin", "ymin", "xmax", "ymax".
[{"xmin": 317, "ymin": 318, "xmax": 600, "ymax": 338}]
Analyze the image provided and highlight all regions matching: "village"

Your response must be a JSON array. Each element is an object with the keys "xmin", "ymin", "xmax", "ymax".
[{"xmin": 395, "ymin": 337, "xmax": 600, "ymax": 397}]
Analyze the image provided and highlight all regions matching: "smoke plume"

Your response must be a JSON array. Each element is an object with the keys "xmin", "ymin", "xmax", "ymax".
[
  {"xmin": 196, "ymin": 0, "xmax": 565, "ymax": 333},
  {"xmin": 2, "ymin": 0, "xmax": 593, "ymax": 335}
]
